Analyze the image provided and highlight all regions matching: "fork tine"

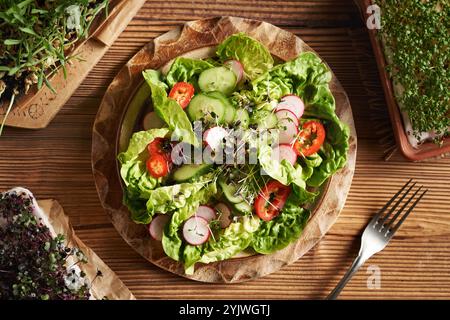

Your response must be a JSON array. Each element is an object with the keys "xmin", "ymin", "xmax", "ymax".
[
  {"xmin": 388, "ymin": 189, "xmax": 428, "ymax": 236},
  {"xmin": 375, "ymin": 180, "xmax": 414, "ymax": 229},
  {"xmin": 370, "ymin": 179, "xmax": 412, "ymax": 226},
  {"xmin": 378, "ymin": 181, "xmax": 417, "ymax": 228},
  {"xmin": 384, "ymin": 186, "xmax": 423, "ymax": 231}
]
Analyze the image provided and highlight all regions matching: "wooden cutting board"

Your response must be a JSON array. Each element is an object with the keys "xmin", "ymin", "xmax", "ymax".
[
  {"xmin": 91, "ymin": 16, "xmax": 357, "ymax": 283},
  {"xmin": 38, "ymin": 199, "xmax": 135, "ymax": 299},
  {"xmin": 0, "ymin": 0, "xmax": 146, "ymax": 130}
]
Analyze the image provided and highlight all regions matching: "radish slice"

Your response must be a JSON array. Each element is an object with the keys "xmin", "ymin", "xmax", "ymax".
[
  {"xmin": 195, "ymin": 205, "xmax": 216, "ymax": 222},
  {"xmin": 281, "ymin": 94, "xmax": 305, "ymax": 118},
  {"xmin": 224, "ymin": 60, "xmax": 244, "ymax": 83},
  {"xmin": 272, "ymin": 144, "xmax": 297, "ymax": 165},
  {"xmin": 142, "ymin": 111, "xmax": 165, "ymax": 130},
  {"xmin": 215, "ymin": 203, "xmax": 232, "ymax": 229},
  {"xmin": 148, "ymin": 215, "xmax": 170, "ymax": 241},
  {"xmin": 278, "ymin": 118, "xmax": 299, "ymax": 144},
  {"xmin": 276, "ymin": 94, "xmax": 305, "ymax": 119},
  {"xmin": 275, "ymin": 109, "xmax": 299, "ymax": 127},
  {"xmin": 183, "ymin": 216, "xmax": 210, "ymax": 246},
  {"xmin": 203, "ymin": 126, "xmax": 228, "ymax": 151}
]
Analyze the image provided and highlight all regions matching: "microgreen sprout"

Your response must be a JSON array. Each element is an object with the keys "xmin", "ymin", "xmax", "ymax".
[
  {"xmin": 0, "ymin": 0, "xmax": 109, "ymax": 133},
  {"xmin": 0, "ymin": 190, "xmax": 95, "ymax": 300},
  {"xmin": 376, "ymin": 0, "xmax": 450, "ymax": 142}
]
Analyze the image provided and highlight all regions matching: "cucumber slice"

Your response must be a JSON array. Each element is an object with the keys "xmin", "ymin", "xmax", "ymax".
[
  {"xmin": 233, "ymin": 201, "xmax": 252, "ymax": 214},
  {"xmin": 198, "ymin": 67, "xmax": 237, "ymax": 96},
  {"xmin": 218, "ymin": 179, "xmax": 244, "ymax": 204},
  {"xmin": 258, "ymin": 112, "xmax": 278, "ymax": 129},
  {"xmin": 233, "ymin": 108, "xmax": 250, "ymax": 128},
  {"xmin": 223, "ymin": 106, "xmax": 236, "ymax": 124},
  {"xmin": 172, "ymin": 163, "xmax": 213, "ymax": 183},
  {"xmin": 207, "ymin": 91, "xmax": 236, "ymax": 124},
  {"xmin": 187, "ymin": 94, "xmax": 226, "ymax": 123},
  {"xmin": 206, "ymin": 91, "xmax": 229, "ymax": 102}
]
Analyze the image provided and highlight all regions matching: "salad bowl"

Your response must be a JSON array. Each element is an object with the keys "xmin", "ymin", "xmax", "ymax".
[{"xmin": 92, "ymin": 16, "xmax": 357, "ymax": 283}]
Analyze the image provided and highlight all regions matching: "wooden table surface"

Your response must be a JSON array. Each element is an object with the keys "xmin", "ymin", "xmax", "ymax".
[{"xmin": 1, "ymin": 0, "xmax": 449, "ymax": 299}]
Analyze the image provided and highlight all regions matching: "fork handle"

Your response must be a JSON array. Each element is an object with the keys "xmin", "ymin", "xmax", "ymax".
[{"xmin": 326, "ymin": 254, "xmax": 367, "ymax": 300}]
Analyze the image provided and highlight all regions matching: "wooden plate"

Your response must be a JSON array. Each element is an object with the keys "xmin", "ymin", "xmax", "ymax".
[
  {"xmin": 355, "ymin": 0, "xmax": 450, "ymax": 161},
  {"xmin": 91, "ymin": 16, "xmax": 357, "ymax": 283}
]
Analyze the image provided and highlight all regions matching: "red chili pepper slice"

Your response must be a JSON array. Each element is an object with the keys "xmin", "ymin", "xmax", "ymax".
[
  {"xmin": 293, "ymin": 121, "xmax": 326, "ymax": 157},
  {"xmin": 254, "ymin": 180, "xmax": 291, "ymax": 221},
  {"xmin": 168, "ymin": 82, "xmax": 195, "ymax": 109},
  {"xmin": 146, "ymin": 154, "xmax": 170, "ymax": 178}
]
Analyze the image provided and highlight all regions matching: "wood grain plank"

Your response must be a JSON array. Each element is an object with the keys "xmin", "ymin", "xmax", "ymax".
[
  {"xmin": 3, "ymin": 138, "xmax": 449, "ymax": 234},
  {"xmin": 133, "ymin": 0, "xmax": 363, "ymax": 27},
  {"xmin": 74, "ymin": 226, "xmax": 450, "ymax": 299},
  {"xmin": 65, "ymin": 25, "xmax": 382, "ymax": 139},
  {"xmin": 0, "ymin": 0, "xmax": 449, "ymax": 299}
]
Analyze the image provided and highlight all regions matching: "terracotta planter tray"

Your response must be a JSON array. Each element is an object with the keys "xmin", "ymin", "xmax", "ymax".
[{"xmin": 355, "ymin": 0, "xmax": 450, "ymax": 161}]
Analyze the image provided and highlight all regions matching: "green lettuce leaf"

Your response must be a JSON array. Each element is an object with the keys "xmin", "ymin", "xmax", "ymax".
[
  {"xmin": 146, "ymin": 173, "xmax": 216, "ymax": 215},
  {"xmin": 118, "ymin": 129, "xmax": 169, "ymax": 224},
  {"xmin": 162, "ymin": 203, "xmax": 198, "ymax": 261},
  {"xmin": 216, "ymin": 33, "xmax": 274, "ymax": 80},
  {"xmin": 120, "ymin": 165, "xmax": 160, "ymax": 225},
  {"xmin": 118, "ymin": 128, "xmax": 169, "ymax": 164},
  {"xmin": 303, "ymin": 152, "xmax": 323, "ymax": 167},
  {"xmin": 165, "ymin": 57, "xmax": 214, "ymax": 88},
  {"xmin": 252, "ymin": 194, "xmax": 310, "ymax": 254},
  {"xmin": 161, "ymin": 182, "xmax": 218, "ymax": 261},
  {"xmin": 302, "ymin": 85, "xmax": 337, "ymax": 120},
  {"xmin": 146, "ymin": 182, "xmax": 204, "ymax": 214},
  {"xmin": 301, "ymin": 84, "xmax": 350, "ymax": 187},
  {"xmin": 120, "ymin": 161, "xmax": 160, "ymax": 198},
  {"xmin": 248, "ymin": 52, "xmax": 332, "ymax": 104},
  {"xmin": 257, "ymin": 143, "xmax": 307, "ymax": 189},
  {"xmin": 306, "ymin": 141, "xmax": 348, "ymax": 187},
  {"xmin": 244, "ymin": 50, "xmax": 349, "ymax": 188},
  {"xmin": 292, "ymin": 184, "xmax": 318, "ymax": 204},
  {"xmin": 300, "ymin": 165, "xmax": 314, "ymax": 181},
  {"xmin": 142, "ymin": 70, "xmax": 199, "ymax": 146},
  {"xmin": 184, "ymin": 216, "xmax": 260, "ymax": 275},
  {"xmin": 182, "ymin": 245, "xmax": 202, "ymax": 272},
  {"xmin": 123, "ymin": 190, "xmax": 149, "ymax": 224}
]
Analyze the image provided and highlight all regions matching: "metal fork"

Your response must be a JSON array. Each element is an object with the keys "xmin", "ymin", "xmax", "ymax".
[{"xmin": 326, "ymin": 179, "xmax": 427, "ymax": 300}]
